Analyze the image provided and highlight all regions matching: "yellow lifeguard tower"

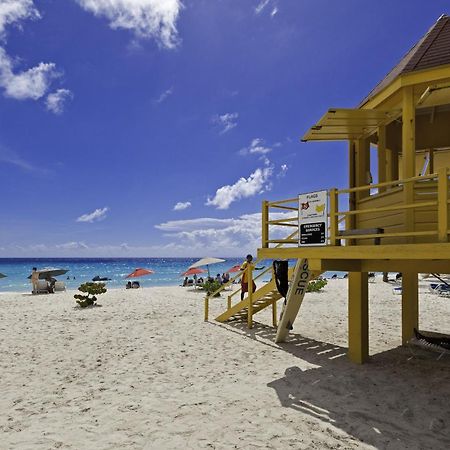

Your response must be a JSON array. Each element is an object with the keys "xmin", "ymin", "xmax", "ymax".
[{"xmin": 205, "ymin": 15, "xmax": 450, "ymax": 363}]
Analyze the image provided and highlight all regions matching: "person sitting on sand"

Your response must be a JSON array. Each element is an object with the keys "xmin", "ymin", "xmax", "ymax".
[
  {"xmin": 240, "ymin": 254, "xmax": 263, "ymax": 301},
  {"xmin": 126, "ymin": 281, "xmax": 132, "ymax": 289},
  {"xmin": 182, "ymin": 277, "xmax": 188, "ymax": 287},
  {"xmin": 215, "ymin": 273, "xmax": 222, "ymax": 284}
]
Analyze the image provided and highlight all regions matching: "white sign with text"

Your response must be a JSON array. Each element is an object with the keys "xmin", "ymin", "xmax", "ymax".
[{"xmin": 298, "ymin": 190, "xmax": 328, "ymax": 246}]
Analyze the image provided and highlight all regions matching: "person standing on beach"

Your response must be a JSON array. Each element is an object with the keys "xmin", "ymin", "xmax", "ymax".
[
  {"xmin": 240, "ymin": 254, "xmax": 263, "ymax": 300},
  {"xmin": 31, "ymin": 267, "xmax": 39, "ymax": 294}
]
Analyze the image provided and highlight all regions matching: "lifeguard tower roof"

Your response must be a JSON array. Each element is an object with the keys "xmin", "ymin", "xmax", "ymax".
[{"xmin": 361, "ymin": 14, "xmax": 450, "ymax": 105}]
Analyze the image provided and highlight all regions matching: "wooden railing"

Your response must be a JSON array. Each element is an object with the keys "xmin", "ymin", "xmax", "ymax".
[{"xmin": 261, "ymin": 168, "xmax": 450, "ymax": 247}]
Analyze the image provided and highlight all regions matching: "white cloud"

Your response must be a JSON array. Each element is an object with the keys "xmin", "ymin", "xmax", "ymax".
[
  {"xmin": 173, "ymin": 201, "xmax": 191, "ymax": 211},
  {"xmin": 277, "ymin": 163, "xmax": 288, "ymax": 178},
  {"xmin": 155, "ymin": 86, "xmax": 173, "ymax": 103},
  {"xmin": 155, "ymin": 211, "xmax": 295, "ymax": 256},
  {"xmin": 206, "ymin": 165, "xmax": 273, "ymax": 210},
  {"xmin": 0, "ymin": 143, "xmax": 46, "ymax": 173},
  {"xmin": 56, "ymin": 241, "xmax": 89, "ymax": 250},
  {"xmin": 240, "ymin": 138, "xmax": 272, "ymax": 156},
  {"xmin": 45, "ymin": 88, "xmax": 73, "ymax": 114},
  {"xmin": 212, "ymin": 112, "xmax": 238, "ymax": 134},
  {"xmin": 76, "ymin": 207, "xmax": 109, "ymax": 223},
  {"xmin": 0, "ymin": 0, "xmax": 39, "ymax": 38},
  {"xmin": 0, "ymin": 1, "xmax": 67, "ymax": 106},
  {"xmin": 0, "ymin": 47, "xmax": 60, "ymax": 100},
  {"xmin": 255, "ymin": 0, "xmax": 270, "ymax": 14},
  {"xmin": 271, "ymin": 7, "xmax": 278, "ymax": 17},
  {"xmin": 75, "ymin": 0, "xmax": 182, "ymax": 49}
]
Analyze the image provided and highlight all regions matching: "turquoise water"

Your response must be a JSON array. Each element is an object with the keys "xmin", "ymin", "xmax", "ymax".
[
  {"xmin": 0, "ymin": 258, "xmax": 347, "ymax": 293},
  {"xmin": 0, "ymin": 258, "xmax": 243, "ymax": 292}
]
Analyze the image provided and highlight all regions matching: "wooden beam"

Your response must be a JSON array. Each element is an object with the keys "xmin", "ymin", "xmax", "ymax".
[
  {"xmin": 378, "ymin": 126, "xmax": 387, "ymax": 192},
  {"xmin": 402, "ymin": 272, "xmax": 418, "ymax": 345},
  {"xmin": 348, "ymin": 272, "xmax": 369, "ymax": 364},
  {"xmin": 308, "ymin": 258, "xmax": 450, "ymax": 273},
  {"xmin": 257, "ymin": 242, "xmax": 450, "ymax": 261},
  {"xmin": 402, "ymin": 86, "xmax": 416, "ymax": 242},
  {"xmin": 437, "ymin": 167, "xmax": 449, "ymax": 242},
  {"xmin": 355, "ymin": 138, "xmax": 371, "ymax": 201}
]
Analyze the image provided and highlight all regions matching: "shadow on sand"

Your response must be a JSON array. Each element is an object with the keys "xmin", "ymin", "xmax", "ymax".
[{"xmin": 220, "ymin": 320, "xmax": 450, "ymax": 449}]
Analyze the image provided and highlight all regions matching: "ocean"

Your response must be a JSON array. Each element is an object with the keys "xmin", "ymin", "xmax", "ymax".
[
  {"xmin": 0, "ymin": 257, "xmax": 245, "ymax": 293},
  {"xmin": 0, "ymin": 258, "xmax": 347, "ymax": 293}
]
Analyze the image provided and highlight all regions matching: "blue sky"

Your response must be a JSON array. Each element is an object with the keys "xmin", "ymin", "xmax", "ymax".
[{"xmin": 0, "ymin": 0, "xmax": 448, "ymax": 257}]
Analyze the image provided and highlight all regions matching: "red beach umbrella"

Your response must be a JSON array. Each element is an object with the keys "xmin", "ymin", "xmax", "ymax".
[
  {"xmin": 181, "ymin": 268, "xmax": 206, "ymax": 277},
  {"xmin": 226, "ymin": 264, "xmax": 242, "ymax": 273},
  {"xmin": 125, "ymin": 268, "xmax": 154, "ymax": 279}
]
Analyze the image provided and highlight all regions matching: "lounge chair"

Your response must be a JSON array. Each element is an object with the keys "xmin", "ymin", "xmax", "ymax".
[
  {"xmin": 33, "ymin": 280, "xmax": 49, "ymax": 294},
  {"xmin": 54, "ymin": 281, "xmax": 66, "ymax": 292}
]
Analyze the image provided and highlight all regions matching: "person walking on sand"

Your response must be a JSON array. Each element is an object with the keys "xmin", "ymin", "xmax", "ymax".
[{"xmin": 240, "ymin": 254, "xmax": 263, "ymax": 301}]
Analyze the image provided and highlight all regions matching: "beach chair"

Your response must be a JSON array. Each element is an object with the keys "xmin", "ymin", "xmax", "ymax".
[
  {"xmin": 54, "ymin": 281, "xmax": 66, "ymax": 292},
  {"xmin": 33, "ymin": 280, "xmax": 49, "ymax": 294}
]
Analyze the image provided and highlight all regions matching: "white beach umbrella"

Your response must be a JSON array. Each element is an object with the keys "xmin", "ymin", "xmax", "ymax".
[
  {"xmin": 0, "ymin": 272, "xmax": 6, "ymax": 279},
  {"xmin": 189, "ymin": 257, "xmax": 225, "ymax": 277}
]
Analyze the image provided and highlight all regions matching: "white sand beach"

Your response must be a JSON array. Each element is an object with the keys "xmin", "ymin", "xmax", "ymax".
[{"xmin": 1, "ymin": 279, "xmax": 449, "ymax": 449}]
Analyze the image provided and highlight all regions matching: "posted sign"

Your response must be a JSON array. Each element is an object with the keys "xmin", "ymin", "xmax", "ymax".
[{"xmin": 298, "ymin": 190, "xmax": 328, "ymax": 246}]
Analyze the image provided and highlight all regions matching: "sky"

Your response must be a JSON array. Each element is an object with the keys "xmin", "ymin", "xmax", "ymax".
[{"xmin": 0, "ymin": 0, "xmax": 449, "ymax": 257}]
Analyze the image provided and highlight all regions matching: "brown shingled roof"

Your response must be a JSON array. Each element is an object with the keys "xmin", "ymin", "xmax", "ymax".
[{"xmin": 361, "ymin": 14, "xmax": 450, "ymax": 106}]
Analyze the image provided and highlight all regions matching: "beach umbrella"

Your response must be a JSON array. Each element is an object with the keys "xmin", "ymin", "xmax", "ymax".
[
  {"xmin": 0, "ymin": 272, "xmax": 6, "ymax": 279},
  {"xmin": 226, "ymin": 264, "xmax": 242, "ymax": 273},
  {"xmin": 125, "ymin": 268, "xmax": 154, "ymax": 279},
  {"xmin": 189, "ymin": 257, "xmax": 226, "ymax": 277},
  {"xmin": 27, "ymin": 268, "xmax": 69, "ymax": 280},
  {"xmin": 181, "ymin": 268, "xmax": 206, "ymax": 277}
]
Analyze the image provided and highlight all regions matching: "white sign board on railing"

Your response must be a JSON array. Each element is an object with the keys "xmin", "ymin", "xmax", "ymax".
[{"xmin": 298, "ymin": 190, "xmax": 328, "ymax": 246}]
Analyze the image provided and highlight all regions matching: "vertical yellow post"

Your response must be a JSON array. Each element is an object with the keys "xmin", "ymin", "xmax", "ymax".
[
  {"xmin": 247, "ymin": 265, "xmax": 254, "ymax": 329},
  {"xmin": 402, "ymin": 86, "xmax": 416, "ymax": 239},
  {"xmin": 348, "ymin": 141, "xmax": 356, "ymax": 244},
  {"xmin": 348, "ymin": 272, "xmax": 369, "ymax": 364},
  {"xmin": 329, "ymin": 188, "xmax": 339, "ymax": 246},
  {"xmin": 355, "ymin": 138, "xmax": 370, "ymax": 202},
  {"xmin": 402, "ymin": 272, "xmax": 418, "ymax": 344},
  {"xmin": 438, "ymin": 167, "xmax": 449, "ymax": 242},
  {"xmin": 204, "ymin": 297, "xmax": 209, "ymax": 322},
  {"xmin": 272, "ymin": 299, "xmax": 277, "ymax": 327},
  {"xmin": 262, "ymin": 200, "xmax": 269, "ymax": 248},
  {"xmin": 378, "ymin": 126, "xmax": 387, "ymax": 193},
  {"xmin": 227, "ymin": 295, "xmax": 232, "ymax": 310},
  {"xmin": 428, "ymin": 149, "xmax": 434, "ymax": 174}
]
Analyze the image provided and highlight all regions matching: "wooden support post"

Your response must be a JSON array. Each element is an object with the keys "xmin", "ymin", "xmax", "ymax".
[
  {"xmin": 329, "ymin": 188, "xmax": 339, "ymax": 246},
  {"xmin": 429, "ymin": 149, "xmax": 434, "ymax": 174},
  {"xmin": 247, "ymin": 265, "xmax": 254, "ymax": 329},
  {"xmin": 204, "ymin": 297, "xmax": 209, "ymax": 322},
  {"xmin": 437, "ymin": 167, "xmax": 449, "ymax": 242},
  {"xmin": 348, "ymin": 272, "xmax": 369, "ymax": 364},
  {"xmin": 227, "ymin": 295, "xmax": 232, "ymax": 310},
  {"xmin": 272, "ymin": 299, "xmax": 277, "ymax": 328},
  {"xmin": 402, "ymin": 272, "xmax": 418, "ymax": 345},
  {"xmin": 402, "ymin": 87, "xmax": 416, "ymax": 241},
  {"xmin": 355, "ymin": 138, "xmax": 370, "ymax": 202},
  {"xmin": 378, "ymin": 126, "xmax": 387, "ymax": 193},
  {"xmin": 262, "ymin": 200, "xmax": 269, "ymax": 248}
]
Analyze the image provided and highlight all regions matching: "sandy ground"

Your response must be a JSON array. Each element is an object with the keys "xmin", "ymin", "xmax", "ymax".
[{"xmin": 0, "ymin": 279, "xmax": 449, "ymax": 450}]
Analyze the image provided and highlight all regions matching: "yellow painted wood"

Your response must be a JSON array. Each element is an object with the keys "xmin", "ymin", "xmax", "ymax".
[
  {"xmin": 348, "ymin": 272, "xmax": 369, "ymax": 364},
  {"xmin": 262, "ymin": 200, "xmax": 269, "ymax": 248},
  {"xmin": 272, "ymin": 299, "xmax": 277, "ymax": 327},
  {"xmin": 204, "ymin": 297, "xmax": 209, "ymax": 322},
  {"xmin": 437, "ymin": 167, "xmax": 449, "ymax": 242},
  {"xmin": 258, "ymin": 242, "xmax": 450, "ymax": 261},
  {"xmin": 429, "ymin": 149, "xmax": 434, "ymax": 174},
  {"xmin": 329, "ymin": 188, "xmax": 339, "ymax": 245},
  {"xmin": 355, "ymin": 138, "xmax": 370, "ymax": 202},
  {"xmin": 378, "ymin": 126, "xmax": 387, "ymax": 192},
  {"xmin": 402, "ymin": 272, "xmax": 418, "ymax": 345}
]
